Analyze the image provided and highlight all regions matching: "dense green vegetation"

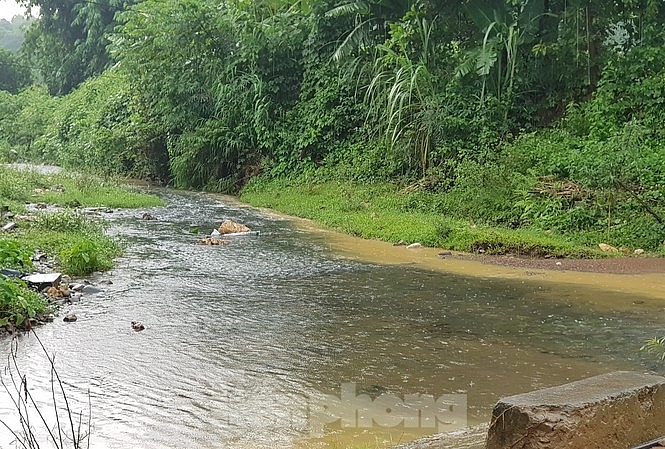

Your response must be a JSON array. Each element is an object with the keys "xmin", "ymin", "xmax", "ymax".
[
  {"xmin": 2, "ymin": 0, "xmax": 665, "ymax": 255},
  {"xmin": 0, "ymin": 166, "xmax": 163, "ymax": 327}
]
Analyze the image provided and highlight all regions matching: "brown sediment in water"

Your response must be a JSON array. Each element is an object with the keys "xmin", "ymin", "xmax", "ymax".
[{"xmin": 220, "ymin": 194, "xmax": 665, "ymax": 301}]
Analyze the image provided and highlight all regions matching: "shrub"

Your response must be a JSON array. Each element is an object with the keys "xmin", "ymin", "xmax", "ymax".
[
  {"xmin": 0, "ymin": 275, "xmax": 47, "ymax": 327},
  {"xmin": 0, "ymin": 240, "xmax": 33, "ymax": 271},
  {"xmin": 59, "ymin": 239, "xmax": 113, "ymax": 276}
]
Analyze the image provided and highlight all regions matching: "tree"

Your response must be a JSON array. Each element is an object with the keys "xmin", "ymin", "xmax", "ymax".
[
  {"xmin": 20, "ymin": 0, "xmax": 130, "ymax": 95},
  {"xmin": 0, "ymin": 15, "xmax": 32, "ymax": 52},
  {"xmin": 0, "ymin": 48, "xmax": 30, "ymax": 93}
]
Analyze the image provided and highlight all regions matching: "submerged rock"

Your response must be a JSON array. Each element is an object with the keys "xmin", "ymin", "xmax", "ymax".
[
  {"xmin": 197, "ymin": 237, "xmax": 229, "ymax": 246},
  {"xmin": 81, "ymin": 285, "xmax": 104, "ymax": 294}
]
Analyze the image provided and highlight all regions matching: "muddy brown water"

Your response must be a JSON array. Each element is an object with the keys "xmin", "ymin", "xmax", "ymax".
[{"xmin": 1, "ymin": 189, "xmax": 664, "ymax": 449}]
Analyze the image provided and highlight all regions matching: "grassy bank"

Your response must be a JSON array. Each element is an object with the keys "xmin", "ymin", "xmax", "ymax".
[
  {"xmin": 241, "ymin": 179, "xmax": 613, "ymax": 259},
  {"xmin": 0, "ymin": 165, "xmax": 164, "ymax": 328}
]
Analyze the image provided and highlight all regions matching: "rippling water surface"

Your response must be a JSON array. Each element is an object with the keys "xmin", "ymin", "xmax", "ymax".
[{"xmin": 1, "ymin": 189, "xmax": 664, "ymax": 449}]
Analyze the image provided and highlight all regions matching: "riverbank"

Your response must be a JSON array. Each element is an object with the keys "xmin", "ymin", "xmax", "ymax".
[
  {"xmin": 241, "ymin": 179, "xmax": 665, "ymax": 259},
  {"xmin": 235, "ymin": 183, "xmax": 665, "ymax": 302},
  {"xmin": 0, "ymin": 165, "xmax": 164, "ymax": 330}
]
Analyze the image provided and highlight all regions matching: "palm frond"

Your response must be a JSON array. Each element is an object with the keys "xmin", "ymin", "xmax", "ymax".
[{"xmin": 324, "ymin": 1, "xmax": 370, "ymax": 18}]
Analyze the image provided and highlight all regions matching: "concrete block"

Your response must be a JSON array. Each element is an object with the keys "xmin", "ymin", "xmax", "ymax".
[
  {"xmin": 23, "ymin": 272, "xmax": 62, "ymax": 289},
  {"xmin": 486, "ymin": 371, "xmax": 665, "ymax": 449}
]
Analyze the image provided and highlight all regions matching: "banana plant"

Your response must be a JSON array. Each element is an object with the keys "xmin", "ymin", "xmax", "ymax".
[
  {"xmin": 325, "ymin": 0, "xmax": 412, "ymax": 62},
  {"xmin": 456, "ymin": 0, "xmax": 545, "ymax": 103}
]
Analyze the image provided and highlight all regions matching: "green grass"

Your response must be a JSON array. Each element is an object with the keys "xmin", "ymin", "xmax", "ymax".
[
  {"xmin": 0, "ymin": 165, "xmax": 163, "ymax": 329},
  {"xmin": 241, "ymin": 179, "xmax": 606, "ymax": 258},
  {"xmin": 0, "ymin": 165, "xmax": 164, "ymax": 210}
]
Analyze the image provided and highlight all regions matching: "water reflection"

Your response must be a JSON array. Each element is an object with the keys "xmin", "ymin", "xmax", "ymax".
[{"xmin": 1, "ymin": 189, "xmax": 663, "ymax": 449}]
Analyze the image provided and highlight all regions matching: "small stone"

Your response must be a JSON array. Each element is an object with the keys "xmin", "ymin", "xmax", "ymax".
[
  {"xmin": 197, "ymin": 237, "xmax": 229, "ymax": 246},
  {"xmin": 393, "ymin": 240, "xmax": 406, "ymax": 246},
  {"xmin": 406, "ymin": 243, "xmax": 422, "ymax": 249},
  {"xmin": 598, "ymin": 243, "xmax": 619, "ymax": 252},
  {"xmin": 634, "ymin": 248, "xmax": 645, "ymax": 255},
  {"xmin": 69, "ymin": 283, "xmax": 85, "ymax": 292},
  {"xmin": 142, "ymin": 212, "xmax": 157, "ymax": 220},
  {"xmin": 35, "ymin": 202, "xmax": 48, "ymax": 209},
  {"xmin": 2, "ymin": 222, "xmax": 17, "ymax": 232},
  {"xmin": 619, "ymin": 246, "xmax": 631, "ymax": 254},
  {"xmin": 99, "ymin": 279, "xmax": 113, "ymax": 285},
  {"xmin": 0, "ymin": 268, "xmax": 22, "ymax": 278},
  {"xmin": 437, "ymin": 251, "xmax": 452, "ymax": 258},
  {"xmin": 131, "ymin": 321, "xmax": 145, "ymax": 331},
  {"xmin": 555, "ymin": 262, "xmax": 562, "ymax": 266},
  {"xmin": 63, "ymin": 314, "xmax": 77, "ymax": 322},
  {"xmin": 32, "ymin": 252, "xmax": 48, "ymax": 262}
]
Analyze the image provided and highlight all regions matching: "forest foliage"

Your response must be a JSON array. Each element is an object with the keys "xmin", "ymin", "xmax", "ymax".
[{"xmin": 2, "ymin": 0, "xmax": 665, "ymax": 251}]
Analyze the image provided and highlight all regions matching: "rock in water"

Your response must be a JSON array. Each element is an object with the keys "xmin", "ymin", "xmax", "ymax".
[
  {"xmin": 131, "ymin": 321, "xmax": 145, "ymax": 331},
  {"xmin": 197, "ymin": 237, "xmax": 229, "ymax": 246},
  {"xmin": 406, "ymin": 242, "xmax": 422, "ymax": 249},
  {"xmin": 63, "ymin": 314, "xmax": 77, "ymax": 322},
  {"xmin": 218, "ymin": 220, "xmax": 250, "ymax": 234}
]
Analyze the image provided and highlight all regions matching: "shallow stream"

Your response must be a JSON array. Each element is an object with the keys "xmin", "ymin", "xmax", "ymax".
[{"xmin": 1, "ymin": 189, "xmax": 664, "ymax": 448}]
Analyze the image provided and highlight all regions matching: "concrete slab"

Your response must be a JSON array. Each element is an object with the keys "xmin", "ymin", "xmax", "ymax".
[
  {"xmin": 486, "ymin": 371, "xmax": 665, "ymax": 449},
  {"xmin": 23, "ymin": 272, "xmax": 62, "ymax": 288}
]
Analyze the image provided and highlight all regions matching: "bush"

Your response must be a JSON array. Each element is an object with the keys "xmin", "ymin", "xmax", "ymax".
[
  {"xmin": 59, "ymin": 239, "xmax": 113, "ymax": 276},
  {"xmin": 0, "ymin": 240, "xmax": 33, "ymax": 271},
  {"xmin": 0, "ymin": 275, "xmax": 47, "ymax": 327}
]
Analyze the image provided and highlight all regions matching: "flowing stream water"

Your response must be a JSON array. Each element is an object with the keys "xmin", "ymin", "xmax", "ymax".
[{"xmin": 1, "ymin": 189, "xmax": 664, "ymax": 449}]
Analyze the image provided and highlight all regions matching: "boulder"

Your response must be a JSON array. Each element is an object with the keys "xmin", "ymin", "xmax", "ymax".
[
  {"xmin": 63, "ymin": 314, "xmax": 77, "ymax": 322},
  {"xmin": 485, "ymin": 371, "xmax": 665, "ymax": 449},
  {"xmin": 218, "ymin": 220, "xmax": 250, "ymax": 234}
]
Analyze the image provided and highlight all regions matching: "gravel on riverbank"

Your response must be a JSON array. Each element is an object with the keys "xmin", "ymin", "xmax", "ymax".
[{"xmin": 466, "ymin": 253, "xmax": 665, "ymax": 274}]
